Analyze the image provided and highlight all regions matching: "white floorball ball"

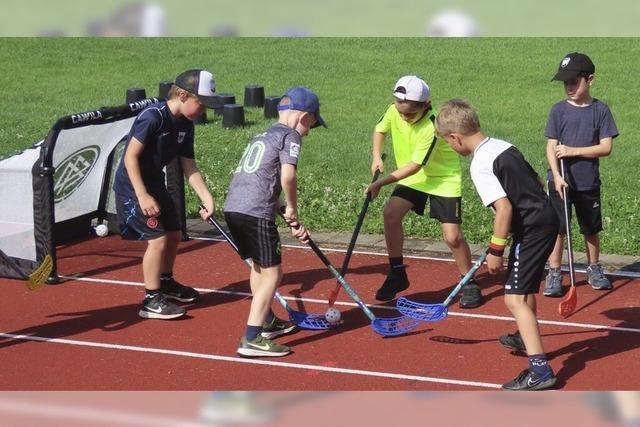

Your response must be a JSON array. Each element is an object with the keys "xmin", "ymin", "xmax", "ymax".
[
  {"xmin": 324, "ymin": 307, "xmax": 341, "ymax": 323},
  {"xmin": 95, "ymin": 224, "xmax": 109, "ymax": 237}
]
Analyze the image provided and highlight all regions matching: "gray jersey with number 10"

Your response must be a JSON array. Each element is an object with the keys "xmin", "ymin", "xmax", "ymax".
[{"xmin": 224, "ymin": 123, "xmax": 302, "ymax": 220}]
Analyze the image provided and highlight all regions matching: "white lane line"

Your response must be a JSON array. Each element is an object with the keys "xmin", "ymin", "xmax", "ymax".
[
  {"xmin": 192, "ymin": 236, "xmax": 640, "ymax": 277},
  {"xmin": 59, "ymin": 275, "xmax": 640, "ymax": 334},
  {"xmin": 0, "ymin": 332, "xmax": 501, "ymax": 390},
  {"xmin": 0, "ymin": 398, "xmax": 216, "ymax": 427}
]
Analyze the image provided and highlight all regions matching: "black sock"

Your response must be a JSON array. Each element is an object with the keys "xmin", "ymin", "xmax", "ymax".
[
  {"xmin": 389, "ymin": 257, "xmax": 404, "ymax": 269},
  {"xmin": 528, "ymin": 354, "xmax": 552, "ymax": 376},
  {"xmin": 161, "ymin": 272, "xmax": 173, "ymax": 281},
  {"xmin": 145, "ymin": 289, "xmax": 160, "ymax": 299},
  {"xmin": 245, "ymin": 325, "xmax": 262, "ymax": 341}
]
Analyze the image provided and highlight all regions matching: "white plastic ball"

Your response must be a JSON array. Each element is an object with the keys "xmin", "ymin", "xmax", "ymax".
[
  {"xmin": 324, "ymin": 307, "xmax": 341, "ymax": 323},
  {"xmin": 95, "ymin": 224, "xmax": 109, "ymax": 237}
]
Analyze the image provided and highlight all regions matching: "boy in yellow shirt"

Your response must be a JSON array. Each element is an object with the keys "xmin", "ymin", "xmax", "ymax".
[{"xmin": 366, "ymin": 75, "xmax": 481, "ymax": 308}]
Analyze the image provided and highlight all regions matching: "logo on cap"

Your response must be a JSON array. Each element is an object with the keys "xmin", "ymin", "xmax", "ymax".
[{"xmin": 561, "ymin": 57, "xmax": 571, "ymax": 68}]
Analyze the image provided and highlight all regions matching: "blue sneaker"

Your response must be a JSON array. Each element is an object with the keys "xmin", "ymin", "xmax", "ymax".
[
  {"xmin": 543, "ymin": 268, "xmax": 564, "ymax": 297},
  {"xmin": 502, "ymin": 368, "xmax": 557, "ymax": 391},
  {"xmin": 587, "ymin": 264, "xmax": 612, "ymax": 290}
]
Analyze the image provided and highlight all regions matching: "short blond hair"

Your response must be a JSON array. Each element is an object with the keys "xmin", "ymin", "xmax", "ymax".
[{"xmin": 435, "ymin": 99, "xmax": 480, "ymax": 137}]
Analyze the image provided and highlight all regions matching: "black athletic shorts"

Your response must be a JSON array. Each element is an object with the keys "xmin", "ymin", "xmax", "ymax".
[
  {"xmin": 224, "ymin": 211, "xmax": 281, "ymax": 268},
  {"xmin": 390, "ymin": 184, "xmax": 462, "ymax": 224},
  {"xmin": 504, "ymin": 225, "xmax": 558, "ymax": 295},
  {"xmin": 548, "ymin": 184, "xmax": 602, "ymax": 236},
  {"xmin": 115, "ymin": 190, "xmax": 180, "ymax": 241}
]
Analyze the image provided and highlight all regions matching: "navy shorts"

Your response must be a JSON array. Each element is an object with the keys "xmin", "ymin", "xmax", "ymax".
[
  {"xmin": 504, "ymin": 225, "xmax": 558, "ymax": 295},
  {"xmin": 115, "ymin": 190, "xmax": 181, "ymax": 240},
  {"xmin": 548, "ymin": 184, "xmax": 602, "ymax": 236},
  {"xmin": 391, "ymin": 184, "xmax": 462, "ymax": 224},
  {"xmin": 224, "ymin": 212, "xmax": 281, "ymax": 268}
]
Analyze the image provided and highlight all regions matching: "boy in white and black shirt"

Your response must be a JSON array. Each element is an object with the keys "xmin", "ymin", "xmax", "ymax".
[{"xmin": 435, "ymin": 99, "xmax": 559, "ymax": 391}]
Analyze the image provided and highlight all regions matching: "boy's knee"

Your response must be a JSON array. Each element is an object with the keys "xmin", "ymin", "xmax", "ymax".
[
  {"xmin": 442, "ymin": 226, "xmax": 465, "ymax": 248},
  {"xmin": 504, "ymin": 294, "xmax": 527, "ymax": 310},
  {"xmin": 383, "ymin": 203, "xmax": 406, "ymax": 224},
  {"xmin": 147, "ymin": 235, "xmax": 168, "ymax": 251}
]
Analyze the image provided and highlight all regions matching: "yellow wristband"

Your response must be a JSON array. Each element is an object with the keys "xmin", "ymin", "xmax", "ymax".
[{"xmin": 491, "ymin": 235, "xmax": 508, "ymax": 246}]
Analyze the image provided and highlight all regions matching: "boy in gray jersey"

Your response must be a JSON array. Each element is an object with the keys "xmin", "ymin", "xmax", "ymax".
[
  {"xmin": 544, "ymin": 52, "xmax": 619, "ymax": 297},
  {"xmin": 224, "ymin": 86, "xmax": 326, "ymax": 357}
]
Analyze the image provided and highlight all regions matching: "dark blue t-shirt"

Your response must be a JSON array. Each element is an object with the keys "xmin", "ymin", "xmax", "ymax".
[
  {"xmin": 545, "ymin": 99, "xmax": 618, "ymax": 191},
  {"xmin": 113, "ymin": 101, "xmax": 195, "ymax": 198}
]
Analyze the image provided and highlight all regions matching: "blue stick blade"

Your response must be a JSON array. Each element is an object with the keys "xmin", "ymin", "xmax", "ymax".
[
  {"xmin": 371, "ymin": 315, "xmax": 420, "ymax": 336},
  {"xmin": 288, "ymin": 311, "xmax": 336, "ymax": 330},
  {"xmin": 396, "ymin": 297, "xmax": 449, "ymax": 322}
]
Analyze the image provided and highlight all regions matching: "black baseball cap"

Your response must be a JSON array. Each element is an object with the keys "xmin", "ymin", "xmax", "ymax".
[
  {"xmin": 552, "ymin": 52, "xmax": 595, "ymax": 82},
  {"xmin": 174, "ymin": 69, "xmax": 217, "ymax": 108}
]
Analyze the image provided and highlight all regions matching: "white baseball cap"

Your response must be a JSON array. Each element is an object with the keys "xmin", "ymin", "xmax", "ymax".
[{"xmin": 393, "ymin": 75, "xmax": 430, "ymax": 102}]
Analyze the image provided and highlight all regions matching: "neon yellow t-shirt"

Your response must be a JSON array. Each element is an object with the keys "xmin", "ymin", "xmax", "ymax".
[{"xmin": 375, "ymin": 104, "xmax": 461, "ymax": 197}]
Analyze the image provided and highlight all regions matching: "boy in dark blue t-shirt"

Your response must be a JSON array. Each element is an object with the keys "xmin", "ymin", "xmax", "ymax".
[
  {"xmin": 113, "ymin": 69, "xmax": 217, "ymax": 319},
  {"xmin": 543, "ymin": 52, "xmax": 619, "ymax": 297}
]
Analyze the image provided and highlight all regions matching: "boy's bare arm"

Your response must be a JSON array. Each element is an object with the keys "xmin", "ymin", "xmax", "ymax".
[
  {"xmin": 365, "ymin": 161, "xmax": 421, "ymax": 200},
  {"xmin": 181, "ymin": 157, "xmax": 214, "ymax": 218},
  {"xmin": 371, "ymin": 131, "xmax": 386, "ymax": 174},
  {"xmin": 487, "ymin": 196, "xmax": 512, "ymax": 275},
  {"xmin": 281, "ymin": 163, "xmax": 299, "ymax": 221},
  {"xmin": 554, "ymin": 137, "xmax": 613, "ymax": 159},
  {"xmin": 547, "ymin": 138, "xmax": 568, "ymax": 196},
  {"xmin": 124, "ymin": 137, "xmax": 158, "ymax": 217}
]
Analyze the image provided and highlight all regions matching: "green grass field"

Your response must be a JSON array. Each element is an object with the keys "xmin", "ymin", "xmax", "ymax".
[{"xmin": 1, "ymin": 38, "xmax": 638, "ymax": 254}]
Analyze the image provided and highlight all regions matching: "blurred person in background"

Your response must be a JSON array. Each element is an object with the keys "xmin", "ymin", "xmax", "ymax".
[
  {"xmin": 85, "ymin": 1, "xmax": 167, "ymax": 36},
  {"xmin": 425, "ymin": 9, "xmax": 481, "ymax": 37}
]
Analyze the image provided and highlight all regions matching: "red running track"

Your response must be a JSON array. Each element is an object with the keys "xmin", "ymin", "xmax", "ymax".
[{"xmin": 0, "ymin": 234, "xmax": 638, "ymax": 390}]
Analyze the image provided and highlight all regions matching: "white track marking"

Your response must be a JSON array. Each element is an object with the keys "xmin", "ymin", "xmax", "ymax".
[
  {"xmin": 59, "ymin": 275, "xmax": 640, "ymax": 334},
  {"xmin": 0, "ymin": 332, "xmax": 501, "ymax": 389},
  {"xmin": 192, "ymin": 236, "xmax": 640, "ymax": 277}
]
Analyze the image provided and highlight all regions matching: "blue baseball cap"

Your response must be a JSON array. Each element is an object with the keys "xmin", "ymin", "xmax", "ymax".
[{"xmin": 277, "ymin": 86, "xmax": 327, "ymax": 128}]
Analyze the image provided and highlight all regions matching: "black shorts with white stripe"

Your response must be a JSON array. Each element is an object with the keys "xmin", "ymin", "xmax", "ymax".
[
  {"xmin": 224, "ymin": 212, "xmax": 282, "ymax": 267},
  {"xmin": 504, "ymin": 225, "xmax": 558, "ymax": 295}
]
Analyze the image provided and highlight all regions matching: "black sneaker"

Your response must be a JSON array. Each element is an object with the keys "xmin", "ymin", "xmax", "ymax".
[
  {"xmin": 502, "ymin": 368, "xmax": 557, "ymax": 391},
  {"xmin": 261, "ymin": 316, "xmax": 296, "ymax": 339},
  {"xmin": 161, "ymin": 278, "xmax": 200, "ymax": 303},
  {"xmin": 375, "ymin": 268, "xmax": 410, "ymax": 302},
  {"xmin": 498, "ymin": 331, "xmax": 526, "ymax": 353},
  {"xmin": 139, "ymin": 293, "xmax": 186, "ymax": 319},
  {"xmin": 459, "ymin": 279, "xmax": 483, "ymax": 308}
]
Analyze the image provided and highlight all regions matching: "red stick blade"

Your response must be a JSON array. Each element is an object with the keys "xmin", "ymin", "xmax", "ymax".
[{"xmin": 558, "ymin": 287, "xmax": 577, "ymax": 317}]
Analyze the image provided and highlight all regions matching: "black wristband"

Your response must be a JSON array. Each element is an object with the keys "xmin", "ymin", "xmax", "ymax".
[{"xmin": 488, "ymin": 246, "xmax": 505, "ymax": 257}]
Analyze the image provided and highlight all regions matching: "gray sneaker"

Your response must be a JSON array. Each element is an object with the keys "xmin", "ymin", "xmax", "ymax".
[
  {"xmin": 237, "ymin": 336, "xmax": 291, "ymax": 357},
  {"xmin": 543, "ymin": 268, "xmax": 563, "ymax": 297},
  {"xmin": 587, "ymin": 264, "xmax": 612, "ymax": 290}
]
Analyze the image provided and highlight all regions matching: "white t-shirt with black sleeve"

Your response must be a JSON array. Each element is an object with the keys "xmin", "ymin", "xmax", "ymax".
[{"xmin": 470, "ymin": 137, "xmax": 557, "ymax": 239}]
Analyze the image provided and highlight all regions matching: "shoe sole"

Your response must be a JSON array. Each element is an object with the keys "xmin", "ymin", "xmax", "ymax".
[
  {"xmin": 502, "ymin": 376, "xmax": 557, "ymax": 391},
  {"xmin": 543, "ymin": 291, "xmax": 564, "ymax": 297},
  {"xmin": 261, "ymin": 325, "xmax": 297, "ymax": 339},
  {"xmin": 138, "ymin": 309, "xmax": 185, "ymax": 319},
  {"xmin": 163, "ymin": 294, "xmax": 199, "ymax": 303},
  {"xmin": 237, "ymin": 348, "xmax": 291, "ymax": 357},
  {"xmin": 459, "ymin": 300, "xmax": 482, "ymax": 309},
  {"xmin": 375, "ymin": 283, "xmax": 410, "ymax": 302},
  {"xmin": 498, "ymin": 339, "xmax": 526, "ymax": 354}
]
